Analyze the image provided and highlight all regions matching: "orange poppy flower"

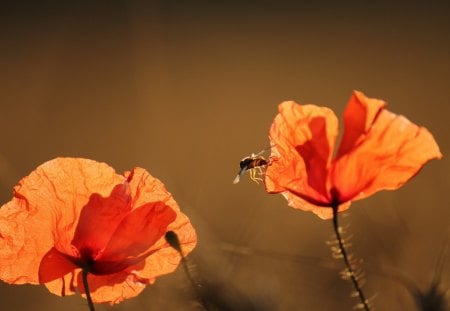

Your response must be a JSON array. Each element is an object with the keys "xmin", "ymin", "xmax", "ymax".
[
  {"xmin": 265, "ymin": 91, "xmax": 442, "ymax": 219},
  {"xmin": 0, "ymin": 158, "xmax": 197, "ymax": 304}
]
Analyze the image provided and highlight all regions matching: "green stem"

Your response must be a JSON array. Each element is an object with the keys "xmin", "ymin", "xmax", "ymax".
[
  {"xmin": 81, "ymin": 269, "xmax": 95, "ymax": 311},
  {"xmin": 332, "ymin": 205, "xmax": 370, "ymax": 311}
]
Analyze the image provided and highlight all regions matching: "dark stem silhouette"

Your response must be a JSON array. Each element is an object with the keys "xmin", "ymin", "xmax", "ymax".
[
  {"xmin": 81, "ymin": 269, "xmax": 95, "ymax": 311},
  {"xmin": 165, "ymin": 231, "xmax": 210, "ymax": 311},
  {"xmin": 332, "ymin": 205, "xmax": 370, "ymax": 311}
]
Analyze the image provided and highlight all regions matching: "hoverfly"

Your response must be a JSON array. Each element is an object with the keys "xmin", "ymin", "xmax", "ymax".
[{"xmin": 233, "ymin": 150, "xmax": 269, "ymax": 184}]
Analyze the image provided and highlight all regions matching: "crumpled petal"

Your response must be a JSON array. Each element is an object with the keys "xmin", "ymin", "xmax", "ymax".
[
  {"xmin": 96, "ymin": 201, "xmax": 177, "ymax": 274},
  {"xmin": 0, "ymin": 158, "xmax": 122, "ymax": 284},
  {"xmin": 264, "ymin": 91, "xmax": 442, "ymax": 218},
  {"xmin": 0, "ymin": 158, "xmax": 197, "ymax": 305},
  {"xmin": 77, "ymin": 268, "xmax": 149, "ymax": 304},
  {"xmin": 39, "ymin": 247, "xmax": 78, "ymax": 284},
  {"xmin": 265, "ymin": 101, "xmax": 338, "ymax": 205},
  {"xmin": 47, "ymin": 168, "xmax": 197, "ymax": 304},
  {"xmin": 71, "ymin": 183, "xmax": 132, "ymax": 261},
  {"xmin": 46, "ymin": 260, "xmax": 151, "ymax": 304},
  {"xmin": 331, "ymin": 92, "xmax": 442, "ymax": 202},
  {"xmin": 125, "ymin": 168, "xmax": 197, "ymax": 260},
  {"xmin": 45, "ymin": 270, "xmax": 79, "ymax": 298},
  {"xmin": 0, "ymin": 198, "xmax": 53, "ymax": 284},
  {"xmin": 281, "ymin": 191, "xmax": 351, "ymax": 219}
]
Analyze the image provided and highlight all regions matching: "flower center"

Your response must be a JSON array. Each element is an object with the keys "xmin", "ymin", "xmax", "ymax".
[
  {"xmin": 329, "ymin": 187, "xmax": 341, "ymax": 208},
  {"xmin": 76, "ymin": 247, "xmax": 100, "ymax": 273}
]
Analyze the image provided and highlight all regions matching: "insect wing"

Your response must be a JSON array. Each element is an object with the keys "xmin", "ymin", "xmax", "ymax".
[{"xmin": 233, "ymin": 167, "xmax": 248, "ymax": 184}]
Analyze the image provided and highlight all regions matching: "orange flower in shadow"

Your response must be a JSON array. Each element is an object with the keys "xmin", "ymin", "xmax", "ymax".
[
  {"xmin": 265, "ymin": 91, "xmax": 442, "ymax": 219},
  {"xmin": 0, "ymin": 158, "xmax": 197, "ymax": 304}
]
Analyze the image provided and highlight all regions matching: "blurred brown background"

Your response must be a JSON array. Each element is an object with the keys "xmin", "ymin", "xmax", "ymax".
[{"xmin": 0, "ymin": 1, "xmax": 448, "ymax": 310}]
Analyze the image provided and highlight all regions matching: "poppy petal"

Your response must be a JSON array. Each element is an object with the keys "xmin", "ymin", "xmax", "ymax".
[
  {"xmin": 0, "ymin": 198, "xmax": 54, "ymax": 284},
  {"xmin": 0, "ymin": 157, "xmax": 121, "ymax": 284},
  {"xmin": 45, "ymin": 270, "xmax": 80, "ymax": 297},
  {"xmin": 45, "ymin": 250, "xmax": 180, "ymax": 304},
  {"xmin": 123, "ymin": 168, "xmax": 197, "ymax": 277},
  {"xmin": 335, "ymin": 91, "xmax": 387, "ymax": 158},
  {"xmin": 77, "ymin": 269, "xmax": 149, "ymax": 304},
  {"xmin": 44, "ymin": 264, "xmax": 147, "ymax": 303},
  {"xmin": 95, "ymin": 201, "xmax": 177, "ymax": 274},
  {"xmin": 41, "ymin": 158, "xmax": 124, "ymax": 254},
  {"xmin": 126, "ymin": 239, "xmax": 190, "ymax": 286},
  {"xmin": 332, "ymin": 92, "xmax": 442, "ymax": 202},
  {"xmin": 71, "ymin": 182, "xmax": 132, "ymax": 260},
  {"xmin": 125, "ymin": 168, "xmax": 197, "ymax": 258},
  {"xmin": 39, "ymin": 247, "xmax": 79, "ymax": 284},
  {"xmin": 1, "ymin": 160, "xmax": 197, "ymax": 305},
  {"xmin": 281, "ymin": 191, "xmax": 351, "ymax": 219},
  {"xmin": 265, "ymin": 101, "xmax": 338, "ymax": 205},
  {"xmin": 45, "ymin": 168, "xmax": 197, "ymax": 304}
]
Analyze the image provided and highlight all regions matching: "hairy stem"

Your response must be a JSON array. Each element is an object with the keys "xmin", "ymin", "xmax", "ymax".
[
  {"xmin": 81, "ymin": 269, "xmax": 95, "ymax": 311},
  {"xmin": 332, "ymin": 205, "xmax": 370, "ymax": 311}
]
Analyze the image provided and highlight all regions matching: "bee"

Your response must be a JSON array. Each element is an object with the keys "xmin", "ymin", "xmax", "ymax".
[{"xmin": 233, "ymin": 150, "xmax": 269, "ymax": 184}]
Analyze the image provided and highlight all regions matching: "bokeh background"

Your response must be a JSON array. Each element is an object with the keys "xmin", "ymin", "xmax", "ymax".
[{"xmin": 0, "ymin": 1, "xmax": 449, "ymax": 310}]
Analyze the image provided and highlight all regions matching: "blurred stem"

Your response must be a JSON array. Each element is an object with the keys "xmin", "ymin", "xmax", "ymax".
[
  {"xmin": 332, "ymin": 205, "xmax": 370, "ymax": 311},
  {"xmin": 180, "ymin": 255, "xmax": 211, "ymax": 311},
  {"xmin": 165, "ymin": 231, "xmax": 210, "ymax": 311},
  {"xmin": 82, "ymin": 269, "xmax": 95, "ymax": 311}
]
